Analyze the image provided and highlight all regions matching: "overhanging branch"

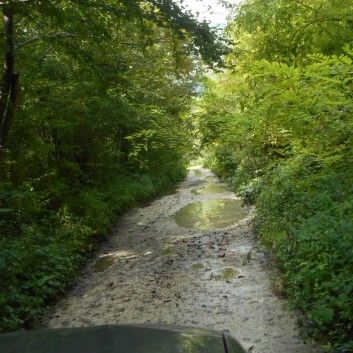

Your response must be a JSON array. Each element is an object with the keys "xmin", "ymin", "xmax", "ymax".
[{"xmin": 17, "ymin": 32, "xmax": 80, "ymax": 49}]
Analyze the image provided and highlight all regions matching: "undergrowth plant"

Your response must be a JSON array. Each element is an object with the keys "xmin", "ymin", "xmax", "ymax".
[
  {"xmin": 0, "ymin": 165, "xmax": 187, "ymax": 331},
  {"xmin": 197, "ymin": 46, "xmax": 353, "ymax": 352}
]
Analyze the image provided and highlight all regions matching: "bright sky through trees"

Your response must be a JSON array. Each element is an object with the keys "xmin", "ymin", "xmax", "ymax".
[{"xmin": 179, "ymin": 0, "xmax": 241, "ymax": 26}]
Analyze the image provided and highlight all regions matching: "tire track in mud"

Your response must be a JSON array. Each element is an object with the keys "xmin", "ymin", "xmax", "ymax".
[{"xmin": 45, "ymin": 167, "xmax": 321, "ymax": 353}]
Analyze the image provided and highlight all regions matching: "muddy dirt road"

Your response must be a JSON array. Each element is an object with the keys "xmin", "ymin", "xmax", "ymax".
[{"xmin": 46, "ymin": 167, "xmax": 320, "ymax": 353}]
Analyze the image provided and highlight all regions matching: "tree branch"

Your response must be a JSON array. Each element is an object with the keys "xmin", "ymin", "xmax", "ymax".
[
  {"xmin": 290, "ymin": 0, "xmax": 317, "ymax": 13},
  {"xmin": 0, "ymin": 6, "xmax": 14, "ymax": 130},
  {"xmin": 0, "ymin": 0, "xmax": 39, "ymax": 6},
  {"xmin": 17, "ymin": 32, "xmax": 79, "ymax": 49},
  {"xmin": 38, "ymin": 46, "xmax": 53, "ymax": 61},
  {"xmin": 120, "ymin": 37, "xmax": 172, "ymax": 46},
  {"xmin": 0, "ymin": 5, "xmax": 18, "ymax": 152}
]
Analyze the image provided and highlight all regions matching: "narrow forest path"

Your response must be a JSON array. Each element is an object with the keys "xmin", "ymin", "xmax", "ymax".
[{"xmin": 45, "ymin": 167, "xmax": 320, "ymax": 353}]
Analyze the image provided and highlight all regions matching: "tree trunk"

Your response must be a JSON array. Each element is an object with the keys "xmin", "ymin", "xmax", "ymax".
[{"xmin": 0, "ymin": 6, "xmax": 19, "ymax": 152}]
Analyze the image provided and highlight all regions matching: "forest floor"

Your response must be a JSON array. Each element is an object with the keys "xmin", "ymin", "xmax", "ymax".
[{"xmin": 45, "ymin": 166, "xmax": 321, "ymax": 353}]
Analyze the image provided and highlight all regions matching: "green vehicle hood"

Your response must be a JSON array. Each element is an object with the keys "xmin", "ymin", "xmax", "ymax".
[{"xmin": 0, "ymin": 324, "xmax": 246, "ymax": 353}]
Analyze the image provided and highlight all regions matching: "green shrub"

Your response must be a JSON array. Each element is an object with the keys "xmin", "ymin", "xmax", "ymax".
[
  {"xmin": 0, "ymin": 162, "xmax": 186, "ymax": 332},
  {"xmin": 0, "ymin": 233, "xmax": 83, "ymax": 331},
  {"xmin": 256, "ymin": 154, "xmax": 353, "ymax": 352},
  {"xmin": 72, "ymin": 189, "xmax": 112, "ymax": 235},
  {"xmin": 282, "ymin": 208, "xmax": 353, "ymax": 352}
]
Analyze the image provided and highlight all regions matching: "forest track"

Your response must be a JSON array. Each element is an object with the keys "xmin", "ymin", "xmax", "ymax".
[{"xmin": 45, "ymin": 167, "xmax": 321, "ymax": 353}]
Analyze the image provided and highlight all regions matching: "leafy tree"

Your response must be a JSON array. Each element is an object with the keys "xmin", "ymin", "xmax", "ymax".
[
  {"xmin": 0, "ymin": 0, "xmax": 227, "ymax": 331},
  {"xmin": 0, "ymin": 0, "xmax": 227, "ymax": 153},
  {"xmin": 196, "ymin": 1, "xmax": 353, "ymax": 351},
  {"xmin": 228, "ymin": 0, "xmax": 353, "ymax": 64}
]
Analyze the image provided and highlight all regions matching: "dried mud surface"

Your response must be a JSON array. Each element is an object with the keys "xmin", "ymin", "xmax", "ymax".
[{"xmin": 45, "ymin": 167, "xmax": 321, "ymax": 353}]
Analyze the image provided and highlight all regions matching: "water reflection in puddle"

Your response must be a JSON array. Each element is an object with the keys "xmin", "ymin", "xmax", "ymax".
[
  {"xmin": 193, "ymin": 169, "xmax": 203, "ymax": 176},
  {"xmin": 213, "ymin": 268, "xmax": 240, "ymax": 281},
  {"xmin": 94, "ymin": 256, "xmax": 115, "ymax": 272},
  {"xmin": 174, "ymin": 199, "xmax": 249, "ymax": 230},
  {"xmin": 192, "ymin": 263, "xmax": 240, "ymax": 281},
  {"xmin": 192, "ymin": 183, "xmax": 230, "ymax": 195},
  {"xmin": 204, "ymin": 176, "xmax": 217, "ymax": 181},
  {"xmin": 192, "ymin": 263, "xmax": 205, "ymax": 269},
  {"xmin": 192, "ymin": 259, "xmax": 219, "ymax": 270}
]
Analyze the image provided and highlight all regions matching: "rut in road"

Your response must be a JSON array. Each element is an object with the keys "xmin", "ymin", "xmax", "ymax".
[{"xmin": 46, "ymin": 167, "xmax": 321, "ymax": 353}]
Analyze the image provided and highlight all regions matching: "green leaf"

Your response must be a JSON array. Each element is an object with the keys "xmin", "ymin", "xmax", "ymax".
[
  {"xmin": 313, "ymin": 308, "xmax": 334, "ymax": 324},
  {"xmin": 0, "ymin": 208, "xmax": 13, "ymax": 214}
]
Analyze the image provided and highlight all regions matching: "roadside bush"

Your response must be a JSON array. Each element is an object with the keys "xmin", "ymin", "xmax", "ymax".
[
  {"xmin": 284, "ymin": 210, "xmax": 353, "ymax": 353},
  {"xmin": 256, "ymin": 154, "xmax": 353, "ymax": 352},
  {"xmin": 0, "ymin": 233, "xmax": 84, "ymax": 331},
  {"xmin": 0, "ymin": 162, "xmax": 186, "ymax": 332},
  {"xmin": 199, "ymin": 47, "xmax": 353, "ymax": 351}
]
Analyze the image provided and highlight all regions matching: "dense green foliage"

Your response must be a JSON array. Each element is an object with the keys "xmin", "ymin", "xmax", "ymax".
[
  {"xmin": 196, "ymin": 1, "xmax": 353, "ymax": 352},
  {"xmin": 0, "ymin": 0, "xmax": 225, "ymax": 331},
  {"xmin": 1, "ymin": 0, "xmax": 353, "ymax": 350}
]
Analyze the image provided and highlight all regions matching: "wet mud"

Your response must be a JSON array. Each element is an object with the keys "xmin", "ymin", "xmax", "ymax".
[{"xmin": 45, "ymin": 167, "xmax": 321, "ymax": 353}]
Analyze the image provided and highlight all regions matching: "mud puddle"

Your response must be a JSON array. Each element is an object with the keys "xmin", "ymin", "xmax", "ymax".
[
  {"xmin": 45, "ymin": 166, "xmax": 321, "ymax": 353},
  {"xmin": 94, "ymin": 256, "xmax": 115, "ymax": 272},
  {"xmin": 192, "ymin": 183, "xmax": 229, "ymax": 195},
  {"xmin": 174, "ymin": 199, "xmax": 249, "ymax": 230}
]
